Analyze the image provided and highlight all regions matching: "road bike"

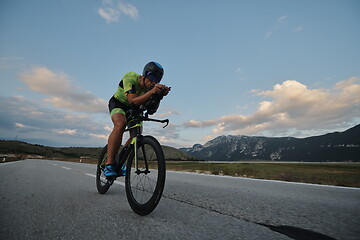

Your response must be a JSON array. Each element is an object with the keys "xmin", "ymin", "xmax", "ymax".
[{"xmin": 96, "ymin": 107, "xmax": 169, "ymax": 215}]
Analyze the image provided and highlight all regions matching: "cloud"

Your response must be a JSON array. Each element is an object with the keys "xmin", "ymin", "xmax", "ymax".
[
  {"xmin": 0, "ymin": 96, "xmax": 111, "ymax": 146},
  {"xmin": 292, "ymin": 25, "xmax": 304, "ymax": 32},
  {"xmin": 98, "ymin": 7, "xmax": 120, "ymax": 23},
  {"xmin": 264, "ymin": 31, "xmax": 273, "ymax": 40},
  {"xmin": 0, "ymin": 95, "xmax": 185, "ymax": 147},
  {"xmin": 89, "ymin": 133, "xmax": 108, "ymax": 140},
  {"xmin": 20, "ymin": 66, "xmax": 107, "ymax": 113},
  {"xmin": 264, "ymin": 15, "xmax": 304, "ymax": 39},
  {"xmin": 56, "ymin": 129, "xmax": 77, "ymax": 135},
  {"xmin": 183, "ymin": 77, "xmax": 360, "ymax": 137},
  {"xmin": 98, "ymin": 0, "xmax": 139, "ymax": 23},
  {"xmin": 278, "ymin": 15, "xmax": 288, "ymax": 23},
  {"xmin": 15, "ymin": 123, "xmax": 30, "ymax": 128},
  {"xmin": 201, "ymin": 136, "xmax": 213, "ymax": 142},
  {"xmin": 264, "ymin": 15, "xmax": 288, "ymax": 39},
  {"xmin": 118, "ymin": 2, "xmax": 139, "ymax": 19},
  {"xmin": 144, "ymin": 121, "xmax": 184, "ymax": 147},
  {"xmin": 156, "ymin": 110, "xmax": 181, "ymax": 118}
]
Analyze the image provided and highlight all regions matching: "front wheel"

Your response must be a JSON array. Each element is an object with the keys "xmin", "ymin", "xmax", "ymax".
[{"xmin": 125, "ymin": 136, "xmax": 166, "ymax": 215}]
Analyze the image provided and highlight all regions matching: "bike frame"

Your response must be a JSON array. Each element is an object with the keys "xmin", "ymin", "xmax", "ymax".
[{"xmin": 114, "ymin": 110, "xmax": 169, "ymax": 176}]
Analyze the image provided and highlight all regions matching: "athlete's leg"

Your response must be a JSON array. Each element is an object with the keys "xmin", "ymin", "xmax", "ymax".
[
  {"xmin": 106, "ymin": 112, "xmax": 127, "ymax": 165},
  {"xmin": 124, "ymin": 126, "xmax": 143, "ymax": 146}
]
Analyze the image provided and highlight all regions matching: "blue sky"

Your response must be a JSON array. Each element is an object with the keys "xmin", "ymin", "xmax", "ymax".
[{"xmin": 1, "ymin": 0, "xmax": 359, "ymax": 148}]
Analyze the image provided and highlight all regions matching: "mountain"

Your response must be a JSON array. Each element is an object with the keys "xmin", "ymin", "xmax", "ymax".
[
  {"xmin": 0, "ymin": 140, "xmax": 196, "ymax": 162},
  {"xmin": 180, "ymin": 124, "xmax": 360, "ymax": 162},
  {"xmin": 0, "ymin": 141, "xmax": 103, "ymax": 161}
]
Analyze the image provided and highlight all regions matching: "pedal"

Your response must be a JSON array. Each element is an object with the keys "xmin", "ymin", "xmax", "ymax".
[{"xmin": 106, "ymin": 177, "xmax": 115, "ymax": 186}]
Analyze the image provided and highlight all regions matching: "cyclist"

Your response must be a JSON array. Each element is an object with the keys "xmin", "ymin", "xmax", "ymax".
[{"xmin": 105, "ymin": 61, "xmax": 170, "ymax": 177}]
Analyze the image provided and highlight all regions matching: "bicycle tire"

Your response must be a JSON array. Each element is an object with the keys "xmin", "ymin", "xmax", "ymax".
[
  {"xmin": 125, "ymin": 136, "xmax": 166, "ymax": 215},
  {"xmin": 96, "ymin": 145, "xmax": 111, "ymax": 194}
]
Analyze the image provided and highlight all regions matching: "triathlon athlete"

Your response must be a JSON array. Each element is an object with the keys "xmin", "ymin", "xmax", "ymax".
[{"xmin": 105, "ymin": 62, "xmax": 170, "ymax": 177}]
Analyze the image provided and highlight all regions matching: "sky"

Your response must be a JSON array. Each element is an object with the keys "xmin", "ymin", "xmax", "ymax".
[{"xmin": 1, "ymin": 0, "xmax": 359, "ymax": 148}]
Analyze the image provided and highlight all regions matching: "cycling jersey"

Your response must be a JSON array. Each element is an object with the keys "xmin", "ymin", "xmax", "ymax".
[
  {"xmin": 109, "ymin": 72, "xmax": 148, "ymax": 117},
  {"xmin": 114, "ymin": 72, "xmax": 148, "ymax": 106}
]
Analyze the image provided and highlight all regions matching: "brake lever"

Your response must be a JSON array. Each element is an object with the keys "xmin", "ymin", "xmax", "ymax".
[{"xmin": 163, "ymin": 119, "xmax": 169, "ymax": 128}]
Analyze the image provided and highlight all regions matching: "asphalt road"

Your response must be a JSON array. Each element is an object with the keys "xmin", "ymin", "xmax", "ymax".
[{"xmin": 1, "ymin": 159, "xmax": 359, "ymax": 240}]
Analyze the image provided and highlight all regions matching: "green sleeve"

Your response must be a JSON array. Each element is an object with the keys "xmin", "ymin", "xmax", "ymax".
[{"xmin": 123, "ymin": 72, "xmax": 138, "ymax": 94}]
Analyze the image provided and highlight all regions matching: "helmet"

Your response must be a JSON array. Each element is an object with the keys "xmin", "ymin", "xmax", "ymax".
[{"xmin": 142, "ymin": 61, "xmax": 164, "ymax": 83}]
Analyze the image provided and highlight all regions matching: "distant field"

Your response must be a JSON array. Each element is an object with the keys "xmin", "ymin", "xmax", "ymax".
[
  {"xmin": 166, "ymin": 161, "xmax": 360, "ymax": 188},
  {"xmin": 2, "ymin": 158, "xmax": 359, "ymax": 188}
]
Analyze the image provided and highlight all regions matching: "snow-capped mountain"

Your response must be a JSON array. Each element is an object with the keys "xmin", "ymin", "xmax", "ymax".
[{"xmin": 180, "ymin": 124, "xmax": 360, "ymax": 161}]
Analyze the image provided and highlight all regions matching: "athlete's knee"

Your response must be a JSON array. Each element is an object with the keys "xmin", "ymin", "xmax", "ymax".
[{"xmin": 112, "ymin": 115, "xmax": 127, "ymax": 132}]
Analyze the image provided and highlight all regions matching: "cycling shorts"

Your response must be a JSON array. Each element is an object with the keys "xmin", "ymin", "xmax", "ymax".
[{"xmin": 108, "ymin": 96, "xmax": 131, "ymax": 117}]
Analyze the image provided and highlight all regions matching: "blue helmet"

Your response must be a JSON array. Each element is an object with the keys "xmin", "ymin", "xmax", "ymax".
[{"xmin": 143, "ymin": 61, "xmax": 164, "ymax": 83}]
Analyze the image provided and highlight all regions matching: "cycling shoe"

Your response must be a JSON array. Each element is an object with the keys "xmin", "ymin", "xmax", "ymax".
[
  {"xmin": 104, "ymin": 164, "xmax": 117, "ymax": 177},
  {"xmin": 118, "ymin": 164, "xmax": 126, "ymax": 176}
]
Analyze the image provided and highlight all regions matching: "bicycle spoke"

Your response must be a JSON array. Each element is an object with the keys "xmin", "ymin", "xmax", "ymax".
[{"xmin": 130, "ymin": 169, "xmax": 153, "ymax": 204}]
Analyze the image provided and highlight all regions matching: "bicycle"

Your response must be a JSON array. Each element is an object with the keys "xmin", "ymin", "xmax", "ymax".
[{"xmin": 96, "ymin": 106, "xmax": 169, "ymax": 215}]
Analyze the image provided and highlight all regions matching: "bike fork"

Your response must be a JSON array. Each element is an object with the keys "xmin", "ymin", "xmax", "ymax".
[{"xmin": 131, "ymin": 137, "xmax": 138, "ymax": 171}]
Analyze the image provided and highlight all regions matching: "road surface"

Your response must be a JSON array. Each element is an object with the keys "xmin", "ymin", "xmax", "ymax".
[{"xmin": 1, "ymin": 159, "xmax": 359, "ymax": 239}]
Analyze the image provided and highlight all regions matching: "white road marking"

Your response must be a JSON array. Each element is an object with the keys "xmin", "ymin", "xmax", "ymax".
[{"xmin": 85, "ymin": 173, "xmax": 96, "ymax": 178}]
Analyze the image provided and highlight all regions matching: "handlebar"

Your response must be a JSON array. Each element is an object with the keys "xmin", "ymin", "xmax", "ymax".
[
  {"xmin": 144, "ymin": 117, "xmax": 169, "ymax": 128},
  {"xmin": 126, "ymin": 107, "xmax": 170, "ymax": 128}
]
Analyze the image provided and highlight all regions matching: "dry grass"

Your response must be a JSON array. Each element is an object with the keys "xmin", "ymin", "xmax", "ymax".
[{"xmin": 166, "ymin": 161, "xmax": 360, "ymax": 188}]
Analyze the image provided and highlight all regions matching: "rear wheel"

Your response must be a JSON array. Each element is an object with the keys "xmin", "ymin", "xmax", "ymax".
[
  {"xmin": 125, "ymin": 136, "xmax": 166, "ymax": 215},
  {"xmin": 96, "ymin": 145, "xmax": 111, "ymax": 194}
]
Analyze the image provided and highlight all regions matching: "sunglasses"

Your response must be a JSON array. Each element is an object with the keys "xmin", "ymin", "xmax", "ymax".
[{"xmin": 146, "ymin": 72, "xmax": 161, "ymax": 83}]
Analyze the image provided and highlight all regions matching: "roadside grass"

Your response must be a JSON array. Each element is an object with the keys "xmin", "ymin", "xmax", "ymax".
[
  {"xmin": 166, "ymin": 161, "xmax": 360, "ymax": 188},
  {"xmin": 5, "ymin": 158, "xmax": 358, "ymax": 188}
]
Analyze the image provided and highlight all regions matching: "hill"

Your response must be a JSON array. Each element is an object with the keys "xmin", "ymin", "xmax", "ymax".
[
  {"xmin": 0, "ymin": 140, "xmax": 196, "ymax": 162},
  {"xmin": 180, "ymin": 124, "xmax": 360, "ymax": 162}
]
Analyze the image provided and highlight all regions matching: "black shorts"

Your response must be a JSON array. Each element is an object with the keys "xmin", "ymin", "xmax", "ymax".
[{"xmin": 108, "ymin": 96, "xmax": 131, "ymax": 117}]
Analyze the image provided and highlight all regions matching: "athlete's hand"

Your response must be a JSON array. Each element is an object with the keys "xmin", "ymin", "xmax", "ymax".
[
  {"xmin": 151, "ymin": 84, "xmax": 164, "ymax": 95},
  {"xmin": 162, "ymin": 86, "xmax": 171, "ymax": 96}
]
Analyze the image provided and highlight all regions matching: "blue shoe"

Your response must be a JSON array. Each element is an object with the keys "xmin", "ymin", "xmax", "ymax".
[
  {"xmin": 118, "ymin": 164, "xmax": 126, "ymax": 176},
  {"xmin": 104, "ymin": 164, "xmax": 117, "ymax": 177}
]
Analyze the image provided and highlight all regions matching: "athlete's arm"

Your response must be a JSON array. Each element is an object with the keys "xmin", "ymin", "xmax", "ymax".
[{"xmin": 126, "ymin": 84, "xmax": 164, "ymax": 106}]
